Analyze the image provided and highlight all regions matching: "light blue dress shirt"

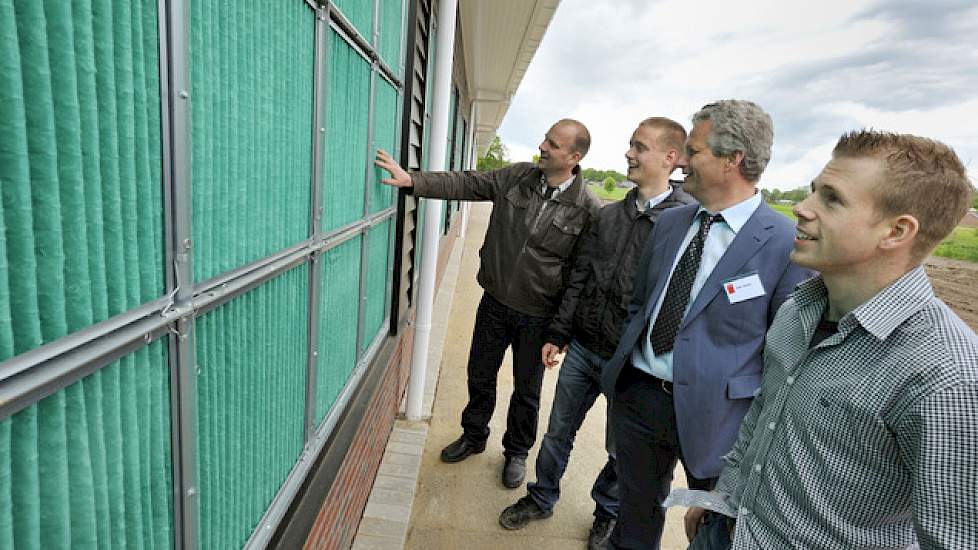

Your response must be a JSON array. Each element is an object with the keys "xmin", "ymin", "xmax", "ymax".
[
  {"xmin": 631, "ymin": 192, "xmax": 763, "ymax": 381},
  {"xmin": 636, "ymin": 187, "xmax": 674, "ymax": 213}
]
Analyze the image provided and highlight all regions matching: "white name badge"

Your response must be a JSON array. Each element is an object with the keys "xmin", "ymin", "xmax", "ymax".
[{"xmin": 723, "ymin": 272, "xmax": 766, "ymax": 304}]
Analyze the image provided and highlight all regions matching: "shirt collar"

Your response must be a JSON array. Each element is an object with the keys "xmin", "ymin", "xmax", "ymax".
[
  {"xmin": 541, "ymin": 173, "xmax": 575, "ymax": 196},
  {"xmin": 695, "ymin": 191, "xmax": 762, "ymax": 233},
  {"xmin": 794, "ymin": 266, "xmax": 935, "ymax": 341},
  {"xmin": 637, "ymin": 187, "xmax": 674, "ymax": 212},
  {"xmin": 849, "ymin": 266, "xmax": 935, "ymax": 340}
]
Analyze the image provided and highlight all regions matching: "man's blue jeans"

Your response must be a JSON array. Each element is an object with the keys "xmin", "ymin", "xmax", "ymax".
[{"xmin": 526, "ymin": 339, "xmax": 618, "ymax": 519}]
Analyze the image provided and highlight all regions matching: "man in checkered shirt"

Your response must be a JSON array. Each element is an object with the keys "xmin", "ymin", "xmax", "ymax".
[{"xmin": 685, "ymin": 130, "xmax": 978, "ymax": 550}]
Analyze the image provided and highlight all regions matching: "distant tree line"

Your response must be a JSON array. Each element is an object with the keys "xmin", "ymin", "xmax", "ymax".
[
  {"xmin": 762, "ymin": 186, "xmax": 810, "ymax": 203},
  {"xmin": 582, "ymin": 168, "xmax": 626, "ymax": 184}
]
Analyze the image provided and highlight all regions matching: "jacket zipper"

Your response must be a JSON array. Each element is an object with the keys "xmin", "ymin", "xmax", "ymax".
[{"xmin": 523, "ymin": 194, "xmax": 553, "ymax": 254}]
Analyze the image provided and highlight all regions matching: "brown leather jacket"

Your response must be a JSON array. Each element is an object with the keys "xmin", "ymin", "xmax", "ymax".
[{"xmin": 411, "ymin": 162, "xmax": 601, "ymax": 317}]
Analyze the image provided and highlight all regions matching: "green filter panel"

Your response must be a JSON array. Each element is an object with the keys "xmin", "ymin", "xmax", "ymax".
[
  {"xmin": 332, "ymin": 0, "xmax": 373, "ymax": 41},
  {"xmin": 323, "ymin": 29, "xmax": 370, "ymax": 232},
  {"xmin": 0, "ymin": 0, "xmax": 164, "ymax": 361},
  {"xmin": 315, "ymin": 236, "xmax": 361, "ymax": 423},
  {"xmin": 362, "ymin": 220, "xmax": 392, "ymax": 352},
  {"xmin": 0, "ymin": 340, "xmax": 173, "ymax": 549},
  {"xmin": 377, "ymin": 0, "xmax": 404, "ymax": 72},
  {"xmin": 195, "ymin": 264, "xmax": 308, "ymax": 549},
  {"xmin": 190, "ymin": 1, "xmax": 313, "ymax": 282},
  {"xmin": 370, "ymin": 79, "xmax": 399, "ymax": 214}
]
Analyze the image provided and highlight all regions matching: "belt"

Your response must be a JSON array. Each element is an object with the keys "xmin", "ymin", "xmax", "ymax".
[{"xmin": 627, "ymin": 364, "xmax": 673, "ymax": 395}]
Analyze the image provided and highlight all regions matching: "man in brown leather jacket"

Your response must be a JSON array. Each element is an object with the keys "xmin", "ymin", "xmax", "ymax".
[{"xmin": 374, "ymin": 119, "xmax": 601, "ymax": 488}]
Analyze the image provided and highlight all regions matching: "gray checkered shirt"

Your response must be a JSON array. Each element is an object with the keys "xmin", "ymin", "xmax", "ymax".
[{"xmin": 715, "ymin": 266, "xmax": 978, "ymax": 549}]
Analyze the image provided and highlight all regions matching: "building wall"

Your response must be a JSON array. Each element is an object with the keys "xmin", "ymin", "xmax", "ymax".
[{"xmin": 0, "ymin": 0, "xmax": 450, "ymax": 548}]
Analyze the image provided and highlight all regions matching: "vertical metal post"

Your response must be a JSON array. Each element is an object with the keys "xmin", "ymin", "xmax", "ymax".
[
  {"xmin": 304, "ymin": 2, "xmax": 330, "ymax": 442},
  {"xmin": 356, "ymin": 1, "xmax": 381, "ymax": 359},
  {"xmin": 161, "ymin": 0, "xmax": 199, "ymax": 546}
]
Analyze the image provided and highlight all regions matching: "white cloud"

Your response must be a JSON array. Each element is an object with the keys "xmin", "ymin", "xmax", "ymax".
[{"xmin": 497, "ymin": 0, "xmax": 978, "ymax": 190}]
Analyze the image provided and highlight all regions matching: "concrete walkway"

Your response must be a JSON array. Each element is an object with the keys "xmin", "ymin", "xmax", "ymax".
[{"xmin": 353, "ymin": 202, "xmax": 690, "ymax": 549}]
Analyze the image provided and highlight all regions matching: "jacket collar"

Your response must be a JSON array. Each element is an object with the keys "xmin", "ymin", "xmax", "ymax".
[
  {"xmin": 625, "ymin": 181, "xmax": 697, "ymax": 221},
  {"xmin": 549, "ymin": 165, "xmax": 588, "ymax": 206}
]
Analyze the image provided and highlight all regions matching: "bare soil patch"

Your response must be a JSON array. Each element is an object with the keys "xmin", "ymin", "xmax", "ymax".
[
  {"xmin": 958, "ymin": 212, "xmax": 978, "ymax": 229},
  {"xmin": 925, "ymin": 255, "xmax": 978, "ymax": 331}
]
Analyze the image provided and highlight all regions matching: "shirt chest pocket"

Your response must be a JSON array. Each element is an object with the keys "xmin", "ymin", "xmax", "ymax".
[{"xmin": 537, "ymin": 208, "xmax": 585, "ymax": 258}]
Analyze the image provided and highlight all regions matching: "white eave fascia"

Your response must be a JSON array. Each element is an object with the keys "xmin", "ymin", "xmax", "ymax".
[{"xmin": 458, "ymin": 0, "xmax": 560, "ymax": 154}]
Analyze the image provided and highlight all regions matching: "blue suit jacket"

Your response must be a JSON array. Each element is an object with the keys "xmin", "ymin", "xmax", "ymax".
[{"xmin": 601, "ymin": 201, "xmax": 813, "ymax": 479}]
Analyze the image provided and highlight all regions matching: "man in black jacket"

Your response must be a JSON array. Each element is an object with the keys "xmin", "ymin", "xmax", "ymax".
[
  {"xmin": 375, "ymin": 119, "xmax": 601, "ymax": 488},
  {"xmin": 498, "ymin": 118, "xmax": 694, "ymax": 549}
]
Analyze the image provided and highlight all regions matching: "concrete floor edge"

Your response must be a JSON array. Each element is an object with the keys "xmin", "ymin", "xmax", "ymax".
[{"xmin": 350, "ymin": 232, "xmax": 466, "ymax": 550}]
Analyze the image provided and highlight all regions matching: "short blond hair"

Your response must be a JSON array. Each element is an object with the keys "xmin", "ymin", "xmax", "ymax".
[
  {"xmin": 638, "ymin": 117, "xmax": 687, "ymax": 153},
  {"xmin": 833, "ymin": 130, "xmax": 973, "ymax": 259}
]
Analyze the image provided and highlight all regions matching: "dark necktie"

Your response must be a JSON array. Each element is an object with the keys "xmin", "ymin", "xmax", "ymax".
[
  {"xmin": 543, "ymin": 185, "xmax": 557, "ymax": 200},
  {"xmin": 649, "ymin": 211, "xmax": 724, "ymax": 355}
]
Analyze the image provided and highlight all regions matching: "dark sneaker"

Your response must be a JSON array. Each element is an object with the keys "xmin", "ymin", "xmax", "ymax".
[
  {"xmin": 440, "ymin": 436, "xmax": 485, "ymax": 463},
  {"xmin": 498, "ymin": 496, "xmax": 553, "ymax": 530},
  {"xmin": 501, "ymin": 456, "xmax": 526, "ymax": 488},
  {"xmin": 587, "ymin": 516, "xmax": 616, "ymax": 550}
]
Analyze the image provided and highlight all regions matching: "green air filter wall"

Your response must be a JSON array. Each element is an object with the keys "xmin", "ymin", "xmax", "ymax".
[
  {"xmin": 0, "ymin": 0, "xmax": 164, "ymax": 361},
  {"xmin": 362, "ymin": 220, "xmax": 392, "ymax": 351},
  {"xmin": 377, "ymin": 0, "xmax": 404, "ymax": 71},
  {"xmin": 315, "ymin": 236, "xmax": 362, "ymax": 423},
  {"xmin": 332, "ymin": 0, "xmax": 373, "ymax": 40},
  {"xmin": 0, "ymin": 341, "xmax": 173, "ymax": 549},
  {"xmin": 370, "ymin": 79, "xmax": 399, "ymax": 214},
  {"xmin": 190, "ymin": 1, "xmax": 313, "ymax": 283},
  {"xmin": 195, "ymin": 264, "xmax": 308, "ymax": 548},
  {"xmin": 323, "ymin": 29, "xmax": 370, "ymax": 232}
]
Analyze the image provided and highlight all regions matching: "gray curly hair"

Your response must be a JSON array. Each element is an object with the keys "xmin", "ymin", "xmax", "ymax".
[{"xmin": 691, "ymin": 100, "xmax": 774, "ymax": 183}]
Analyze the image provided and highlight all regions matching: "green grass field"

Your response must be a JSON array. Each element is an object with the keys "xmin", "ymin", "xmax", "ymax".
[
  {"xmin": 770, "ymin": 203, "xmax": 797, "ymax": 220},
  {"xmin": 769, "ymin": 202, "xmax": 977, "ymax": 263},
  {"xmin": 588, "ymin": 184, "xmax": 628, "ymax": 202},
  {"xmin": 934, "ymin": 226, "xmax": 978, "ymax": 262}
]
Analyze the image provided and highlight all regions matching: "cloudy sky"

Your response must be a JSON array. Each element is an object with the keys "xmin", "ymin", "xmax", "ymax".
[{"xmin": 497, "ymin": 0, "xmax": 978, "ymax": 190}]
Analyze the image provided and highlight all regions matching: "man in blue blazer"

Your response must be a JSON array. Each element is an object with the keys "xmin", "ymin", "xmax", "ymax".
[{"xmin": 601, "ymin": 100, "xmax": 812, "ymax": 550}]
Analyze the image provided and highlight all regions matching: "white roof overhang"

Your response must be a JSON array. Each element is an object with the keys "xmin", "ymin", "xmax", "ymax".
[{"xmin": 458, "ymin": 0, "xmax": 560, "ymax": 154}]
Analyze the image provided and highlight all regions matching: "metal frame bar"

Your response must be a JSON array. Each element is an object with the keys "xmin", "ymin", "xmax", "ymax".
[
  {"xmin": 356, "ymin": 0, "xmax": 381, "ymax": 361},
  {"xmin": 304, "ymin": 1, "xmax": 331, "ymax": 442},
  {"xmin": 0, "ymin": 299, "xmax": 172, "ymax": 419},
  {"xmin": 356, "ymin": 82, "xmax": 376, "ymax": 359},
  {"xmin": 160, "ymin": 0, "xmax": 198, "ymax": 546},
  {"xmin": 328, "ymin": 4, "xmax": 403, "ymax": 89},
  {"xmin": 0, "ymin": 297, "xmax": 169, "ymax": 385}
]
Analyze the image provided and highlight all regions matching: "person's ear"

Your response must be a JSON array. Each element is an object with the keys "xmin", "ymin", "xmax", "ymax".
[
  {"xmin": 879, "ymin": 214, "xmax": 919, "ymax": 252},
  {"xmin": 664, "ymin": 149, "xmax": 678, "ymax": 166}
]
